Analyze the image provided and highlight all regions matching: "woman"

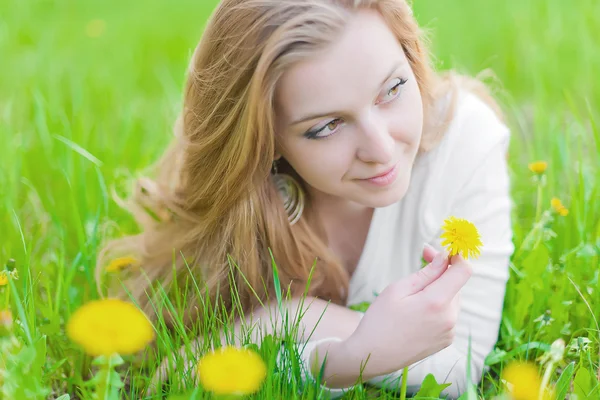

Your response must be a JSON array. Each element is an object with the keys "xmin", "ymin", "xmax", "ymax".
[{"xmin": 98, "ymin": 0, "xmax": 514, "ymax": 397}]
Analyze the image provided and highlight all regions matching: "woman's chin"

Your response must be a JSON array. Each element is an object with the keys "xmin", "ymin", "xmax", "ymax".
[
  {"xmin": 369, "ymin": 192, "xmax": 406, "ymax": 208},
  {"xmin": 360, "ymin": 172, "xmax": 410, "ymax": 208},
  {"xmin": 355, "ymin": 186, "xmax": 408, "ymax": 208}
]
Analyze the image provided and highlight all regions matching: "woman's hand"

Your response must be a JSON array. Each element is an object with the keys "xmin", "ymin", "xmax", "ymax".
[{"xmin": 339, "ymin": 244, "xmax": 473, "ymax": 379}]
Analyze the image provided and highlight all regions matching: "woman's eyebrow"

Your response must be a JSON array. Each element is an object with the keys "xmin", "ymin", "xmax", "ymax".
[{"xmin": 289, "ymin": 60, "xmax": 405, "ymax": 126}]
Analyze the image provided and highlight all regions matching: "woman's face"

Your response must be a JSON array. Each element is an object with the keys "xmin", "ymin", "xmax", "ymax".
[{"xmin": 274, "ymin": 9, "xmax": 424, "ymax": 209}]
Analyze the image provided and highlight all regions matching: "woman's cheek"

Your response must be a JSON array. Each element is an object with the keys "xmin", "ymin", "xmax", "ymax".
[
  {"xmin": 307, "ymin": 144, "xmax": 352, "ymax": 188},
  {"xmin": 391, "ymin": 99, "xmax": 423, "ymax": 143}
]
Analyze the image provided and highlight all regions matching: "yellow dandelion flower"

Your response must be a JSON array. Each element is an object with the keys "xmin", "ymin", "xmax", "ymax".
[
  {"xmin": 105, "ymin": 256, "xmax": 139, "ymax": 273},
  {"xmin": 440, "ymin": 216, "xmax": 483, "ymax": 259},
  {"xmin": 0, "ymin": 271, "xmax": 8, "ymax": 286},
  {"xmin": 550, "ymin": 197, "xmax": 563, "ymax": 210},
  {"xmin": 550, "ymin": 197, "xmax": 569, "ymax": 217},
  {"xmin": 197, "ymin": 346, "xmax": 267, "ymax": 395},
  {"xmin": 528, "ymin": 161, "xmax": 548, "ymax": 174},
  {"xmin": 0, "ymin": 269, "xmax": 15, "ymax": 286},
  {"xmin": 66, "ymin": 299, "xmax": 154, "ymax": 356},
  {"xmin": 502, "ymin": 361, "xmax": 552, "ymax": 400}
]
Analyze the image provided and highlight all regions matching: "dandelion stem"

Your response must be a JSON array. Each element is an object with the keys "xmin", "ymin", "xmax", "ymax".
[
  {"xmin": 400, "ymin": 366, "xmax": 408, "ymax": 400},
  {"xmin": 538, "ymin": 360, "xmax": 554, "ymax": 400},
  {"xmin": 96, "ymin": 356, "xmax": 111, "ymax": 400},
  {"xmin": 3, "ymin": 284, "xmax": 9, "ymax": 307},
  {"xmin": 535, "ymin": 177, "xmax": 543, "ymax": 223},
  {"xmin": 94, "ymin": 354, "xmax": 122, "ymax": 400}
]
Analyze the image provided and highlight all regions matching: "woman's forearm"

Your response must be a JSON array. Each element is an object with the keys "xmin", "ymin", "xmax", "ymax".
[
  {"xmin": 248, "ymin": 296, "xmax": 372, "ymax": 388},
  {"xmin": 254, "ymin": 297, "xmax": 381, "ymax": 389},
  {"xmin": 248, "ymin": 296, "xmax": 363, "ymax": 343},
  {"xmin": 275, "ymin": 298, "xmax": 403, "ymax": 389}
]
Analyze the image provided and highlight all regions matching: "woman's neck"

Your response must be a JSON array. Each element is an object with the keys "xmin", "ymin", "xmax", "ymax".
[{"xmin": 307, "ymin": 186, "xmax": 374, "ymax": 276}]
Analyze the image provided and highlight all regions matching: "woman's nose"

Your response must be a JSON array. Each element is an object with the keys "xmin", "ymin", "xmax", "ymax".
[{"xmin": 355, "ymin": 113, "xmax": 394, "ymax": 165}]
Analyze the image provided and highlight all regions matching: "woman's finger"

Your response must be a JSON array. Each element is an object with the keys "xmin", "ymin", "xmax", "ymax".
[
  {"xmin": 450, "ymin": 292, "xmax": 461, "ymax": 314},
  {"xmin": 390, "ymin": 249, "xmax": 449, "ymax": 297},
  {"xmin": 423, "ymin": 243, "xmax": 438, "ymax": 263},
  {"xmin": 423, "ymin": 254, "xmax": 473, "ymax": 301}
]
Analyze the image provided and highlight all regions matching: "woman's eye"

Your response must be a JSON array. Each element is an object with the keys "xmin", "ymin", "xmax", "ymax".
[
  {"xmin": 378, "ymin": 78, "xmax": 408, "ymax": 104},
  {"xmin": 305, "ymin": 118, "xmax": 343, "ymax": 139}
]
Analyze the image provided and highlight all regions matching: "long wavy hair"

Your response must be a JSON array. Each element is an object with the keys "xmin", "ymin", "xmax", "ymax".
[{"xmin": 96, "ymin": 0, "xmax": 503, "ymax": 326}]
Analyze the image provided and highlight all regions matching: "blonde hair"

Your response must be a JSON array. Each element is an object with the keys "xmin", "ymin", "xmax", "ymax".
[{"xmin": 96, "ymin": 0, "xmax": 503, "ymax": 326}]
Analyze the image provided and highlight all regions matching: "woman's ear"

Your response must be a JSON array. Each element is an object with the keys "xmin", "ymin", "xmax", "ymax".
[{"xmin": 273, "ymin": 152, "xmax": 282, "ymax": 161}]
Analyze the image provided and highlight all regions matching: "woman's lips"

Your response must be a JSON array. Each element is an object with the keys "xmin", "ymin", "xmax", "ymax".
[{"xmin": 360, "ymin": 163, "xmax": 399, "ymax": 187}]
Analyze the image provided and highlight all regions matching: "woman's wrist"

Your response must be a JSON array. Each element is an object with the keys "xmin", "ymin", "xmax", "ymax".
[{"xmin": 307, "ymin": 335, "xmax": 371, "ymax": 388}]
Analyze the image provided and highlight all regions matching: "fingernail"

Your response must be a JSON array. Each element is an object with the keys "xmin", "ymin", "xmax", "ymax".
[{"xmin": 423, "ymin": 243, "xmax": 435, "ymax": 252}]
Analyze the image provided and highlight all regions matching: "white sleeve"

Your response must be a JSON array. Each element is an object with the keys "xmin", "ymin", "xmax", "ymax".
[{"xmin": 367, "ymin": 132, "xmax": 513, "ymax": 398}]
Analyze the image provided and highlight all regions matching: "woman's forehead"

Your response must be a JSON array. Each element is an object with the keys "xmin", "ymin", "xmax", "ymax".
[{"xmin": 275, "ymin": 10, "xmax": 408, "ymax": 125}]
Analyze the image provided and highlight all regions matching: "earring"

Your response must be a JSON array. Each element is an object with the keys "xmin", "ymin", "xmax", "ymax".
[{"xmin": 272, "ymin": 161, "xmax": 304, "ymax": 225}]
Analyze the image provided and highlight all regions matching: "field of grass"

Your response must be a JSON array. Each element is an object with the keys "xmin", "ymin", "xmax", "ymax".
[{"xmin": 1, "ymin": 0, "xmax": 599, "ymax": 399}]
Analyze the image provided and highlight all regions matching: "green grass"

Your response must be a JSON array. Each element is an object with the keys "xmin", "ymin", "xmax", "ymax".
[{"xmin": 1, "ymin": 0, "xmax": 599, "ymax": 399}]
